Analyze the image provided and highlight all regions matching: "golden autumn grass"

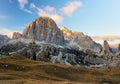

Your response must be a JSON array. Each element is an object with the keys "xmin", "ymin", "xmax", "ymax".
[{"xmin": 0, "ymin": 55, "xmax": 120, "ymax": 84}]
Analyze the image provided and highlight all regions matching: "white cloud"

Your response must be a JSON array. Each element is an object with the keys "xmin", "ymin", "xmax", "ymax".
[
  {"xmin": 61, "ymin": 0, "xmax": 83, "ymax": 16},
  {"xmin": 17, "ymin": 1, "xmax": 84, "ymax": 23},
  {"xmin": 30, "ymin": 3, "xmax": 36, "ymax": 8},
  {"xmin": 29, "ymin": 1, "xmax": 84, "ymax": 24},
  {"xmin": 18, "ymin": 0, "xmax": 28, "ymax": 8},
  {"xmin": 18, "ymin": 0, "xmax": 32, "ymax": 14},
  {"xmin": 22, "ymin": 8, "xmax": 32, "ymax": 14},
  {"xmin": 30, "ymin": 3, "xmax": 63, "ymax": 24},
  {"xmin": 93, "ymin": 35, "xmax": 120, "ymax": 48},
  {"xmin": 0, "ymin": 28, "xmax": 19, "ymax": 38}
]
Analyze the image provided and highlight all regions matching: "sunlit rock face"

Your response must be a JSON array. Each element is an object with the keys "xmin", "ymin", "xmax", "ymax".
[
  {"xmin": 61, "ymin": 27, "xmax": 102, "ymax": 53},
  {"xmin": 22, "ymin": 17, "xmax": 64, "ymax": 45},
  {"xmin": 61, "ymin": 27, "xmax": 84, "ymax": 40},
  {"xmin": 12, "ymin": 32, "xmax": 22, "ymax": 39}
]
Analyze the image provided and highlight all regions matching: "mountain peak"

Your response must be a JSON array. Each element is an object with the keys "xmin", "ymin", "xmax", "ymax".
[
  {"xmin": 61, "ymin": 27, "xmax": 84, "ymax": 36},
  {"xmin": 13, "ymin": 17, "xmax": 64, "ymax": 45},
  {"xmin": 61, "ymin": 26, "xmax": 70, "ymax": 31},
  {"xmin": 61, "ymin": 27, "xmax": 72, "ymax": 37},
  {"xmin": 12, "ymin": 16, "xmax": 102, "ymax": 52}
]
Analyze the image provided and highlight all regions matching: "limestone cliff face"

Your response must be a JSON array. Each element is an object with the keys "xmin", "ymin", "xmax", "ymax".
[
  {"xmin": 22, "ymin": 17, "xmax": 64, "ymax": 45},
  {"xmin": 12, "ymin": 32, "xmax": 22, "ymax": 39},
  {"xmin": 61, "ymin": 27, "xmax": 102, "ymax": 53}
]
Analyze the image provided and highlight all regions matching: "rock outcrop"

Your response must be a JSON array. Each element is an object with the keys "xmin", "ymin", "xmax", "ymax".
[
  {"xmin": 61, "ymin": 27, "xmax": 102, "ymax": 53},
  {"xmin": 100, "ymin": 40, "xmax": 113, "ymax": 56},
  {"xmin": 22, "ymin": 17, "xmax": 64, "ymax": 45},
  {"xmin": 118, "ymin": 44, "xmax": 120, "ymax": 52},
  {"xmin": 110, "ymin": 44, "xmax": 120, "ymax": 67},
  {"xmin": 0, "ymin": 34, "xmax": 10, "ymax": 47},
  {"xmin": 0, "ymin": 36, "xmax": 109, "ymax": 68},
  {"xmin": 12, "ymin": 32, "xmax": 22, "ymax": 39},
  {"xmin": 109, "ymin": 54, "xmax": 120, "ymax": 67},
  {"xmin": 104, "ymin": 40, "xmax": 111, "ymax": 53}
]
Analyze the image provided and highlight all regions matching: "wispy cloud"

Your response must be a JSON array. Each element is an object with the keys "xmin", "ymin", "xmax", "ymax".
[
  {"xmin": 30, "ymin": 3, "xmax": 63, "ymax": 24},
  {"xmin": 30, "ymin": 0, "xmax": 83, "ymax": 24},
  {"xmin": 18, "ymin": 0, "xmax": 32, "ymax": 14},
  {"xmin": 61, "ymin": 0, "xmax": 83, "ymax": 16},
  {"xmin": 93, "ymin": 35, "xmax": 120, "ymax": 47},
  {"xmin": 17, "ymin": 0, "xmax": 83, "ymax": 24}
]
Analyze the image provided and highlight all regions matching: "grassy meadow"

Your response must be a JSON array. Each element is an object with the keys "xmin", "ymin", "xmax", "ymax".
[{"xmin": 0, "ymin": 55, "xmax": 120, "ymax": 84}]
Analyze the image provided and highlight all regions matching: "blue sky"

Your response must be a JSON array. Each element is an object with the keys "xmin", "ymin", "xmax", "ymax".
[{"xmin": 0, "ymin": 0, "xmax": 120, "ymax": 46}]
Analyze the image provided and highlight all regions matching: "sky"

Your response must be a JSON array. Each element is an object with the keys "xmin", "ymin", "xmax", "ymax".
[{"xmin": 0, "ymin": 0, "xmax": 120, "ymax": 46}]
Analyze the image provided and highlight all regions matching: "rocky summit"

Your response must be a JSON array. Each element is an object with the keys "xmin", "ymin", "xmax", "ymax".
[
  {"xmin": 11, "ymin": 17, "xmax": 102, "ymax": 52},
  {"xmin": 61, "ymin": 27, "xmax": 102, "ymax": 53},
  {"xmin": 22, "ymin": 17, "xmax": 64, "ymax": 45}
]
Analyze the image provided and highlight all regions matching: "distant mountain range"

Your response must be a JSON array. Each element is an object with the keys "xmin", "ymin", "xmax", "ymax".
[
  {"xmin": 12, "ymin": 16, "xmax": 102, "ymax": 53},
  {"xmin": 0, "ymin": 16, "xmax": 120, "ymax": 68}
]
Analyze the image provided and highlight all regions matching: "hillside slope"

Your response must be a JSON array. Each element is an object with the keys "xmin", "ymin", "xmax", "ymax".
[{"xmin": 0, "ymin": 56, "xmax": 120, "ymax": 84}]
